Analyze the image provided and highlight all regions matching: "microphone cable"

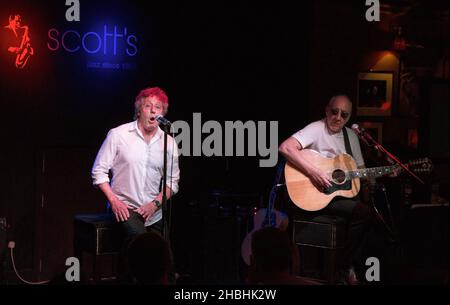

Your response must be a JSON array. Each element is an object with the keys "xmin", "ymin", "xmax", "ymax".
[{"xmin": 8, "ymin": 241, "xmax": 50, "ymax": 285}]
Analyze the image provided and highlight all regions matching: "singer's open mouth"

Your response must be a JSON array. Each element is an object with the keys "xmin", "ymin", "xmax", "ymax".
[{"xmin": 149, "ymin": 117, "xmax": 156, "ymax": 122}]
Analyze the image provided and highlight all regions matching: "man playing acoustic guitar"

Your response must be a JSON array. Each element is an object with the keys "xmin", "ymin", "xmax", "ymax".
[{"xmin": 279, "ymin": 95, "xmax": 373, "ymax": 285}]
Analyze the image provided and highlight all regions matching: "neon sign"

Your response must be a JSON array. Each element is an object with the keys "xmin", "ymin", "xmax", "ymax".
[
  {"xmin": 47, "ymin": 25, "xmax": 137, "ymax": 56},
  {"xmin": 3, "ymin": 14, "xmax": 34, "ymax": 69},
  {"xmin": 3, "ymin": 11, "xmax": 140, "ymax": 71}
]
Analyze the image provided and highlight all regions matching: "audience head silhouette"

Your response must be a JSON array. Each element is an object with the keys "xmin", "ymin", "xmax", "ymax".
[
  {"xmin": 126, "ymin": 231, "xmax": 172, "ymax": 284},
  {"xmin": 251, "ymin": 227, "xmax": 293, "ymax": 275},
  {"xmin": 249, "ymin": 227, "xmax": 320, "ymax": 285}
]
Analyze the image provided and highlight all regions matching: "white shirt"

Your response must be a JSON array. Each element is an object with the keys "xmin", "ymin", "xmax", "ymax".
[
  {"xmin": 91, "ymin": 121, "xmax": 180, "ymax": 226},
  {"xmin": 291, "ymin": 119, "xmax": 365, "ymax": 167}
]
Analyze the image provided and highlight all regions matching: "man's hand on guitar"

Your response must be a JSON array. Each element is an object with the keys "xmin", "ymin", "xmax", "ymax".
[
  {"xmin": 390, "ymin": 167, "xmax": 402, "ymax": 177},
  {"xmin": 386, "ymin": 157, "xmax": 403, "ymax": 177},
  {"xmin": 284, "ymin": 150, "xmax": 432, "ymax": 211},
  {"xmin": 309, "ymin": 169, "xmax": 333, "ymax": 192}
]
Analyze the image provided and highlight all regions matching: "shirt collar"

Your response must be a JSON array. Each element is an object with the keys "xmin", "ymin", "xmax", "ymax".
[
  {"xmin": 129, "ymin": 120, "xmax": 139, "ymax": 132},
  {"xmin": 323, "ymin": 119, "xmax": 344, "ymax": 137},
  {"xmin": 335, "ymin": 129, "xmax": 344, "ymax": 138},
  {"xmin": 130, "ymin": 120, "xmax": 163, "ymax": 142}
]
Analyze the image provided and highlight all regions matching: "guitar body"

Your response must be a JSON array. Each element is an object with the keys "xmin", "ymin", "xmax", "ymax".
[
  {"xmin": 241, "ymin": 208, "xmax": 288, "ymax": 266},
  {"xmin": 285, "ymin": 149, "xmax": 360, "ymax": 211}
]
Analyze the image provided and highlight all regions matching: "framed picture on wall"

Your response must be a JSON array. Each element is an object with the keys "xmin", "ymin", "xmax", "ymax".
[
  {"xmin": 360, "ymin": 121, "xmax": 383, "ymax": 144},
  {"xmin": 357, "ymin": 71, "xmax": 393, "ymax": 116}
]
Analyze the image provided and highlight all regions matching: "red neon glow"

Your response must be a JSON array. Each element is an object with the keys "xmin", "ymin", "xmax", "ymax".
[
  {"xmin": 380, "ymin": 100, "xmax": 391, "ymax": 111},
  {"xmin": 408, "ymin": 129, "xmax": 418, "ymax": 149},
  {"xmin": 4, "ymin": 14, "xmax": 34, "ymax": 69}
]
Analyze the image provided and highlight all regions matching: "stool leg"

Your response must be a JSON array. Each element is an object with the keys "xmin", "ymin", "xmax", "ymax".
[
  {"xmin": 93, "ymin": 255, "xmax": 99, "ymax": 283},
  {"xmin": 328, "ymin": 249, "xmax": 337, "ymax": 284},
  {"xmin": 73, "ymin": 234, "xmax": 82, "ymax": 264}
]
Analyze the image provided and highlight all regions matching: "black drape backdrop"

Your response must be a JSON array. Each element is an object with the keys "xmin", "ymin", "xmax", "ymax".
[{"xmin": 0, "ymin": 0, "xmax": 311, "ymax": 277}]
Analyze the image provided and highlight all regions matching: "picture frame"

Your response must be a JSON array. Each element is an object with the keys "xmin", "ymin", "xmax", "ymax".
[
  {"xmin": 360, "ymin": 121, "xmax": 383, "ymax": 145},
  {"xmin": 357, "ymin": 71, "xmax": 394, "ymax": 116}
]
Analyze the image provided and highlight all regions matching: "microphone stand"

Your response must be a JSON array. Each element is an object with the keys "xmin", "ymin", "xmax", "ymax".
[
  {"xmin": 161, "ymin": 124, "xmax": 170, "ymax": 242},
  {"xmin": 362, "ymin": 132, "xmax": 424, "ymax": 185},
  {"xmin": 360, "ymin": 132, "xmax": 418, "ymax": 268},
  {"xmin": 160, "ymin": 123, "xmax": 179, "ymax": 283},
  {"xmin": 359, "ymin": 131, "xmax": 416, "ymax": 243}
]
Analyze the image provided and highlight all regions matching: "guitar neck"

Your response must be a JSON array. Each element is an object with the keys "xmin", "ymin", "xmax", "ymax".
[{"xmin": 348, "ymin": 165, "xmax": 397, "ymax": 180}]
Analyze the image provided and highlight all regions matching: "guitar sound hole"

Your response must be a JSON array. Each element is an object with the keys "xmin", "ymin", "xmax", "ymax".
[{"xmin": 332, "ymin": 169, "xmax": 346, "ymax": 184}]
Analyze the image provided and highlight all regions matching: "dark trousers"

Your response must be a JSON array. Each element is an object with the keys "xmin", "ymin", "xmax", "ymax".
[
  {"xmin": 322, "ymin": 197, "xmax": 374, "ymax": 272},
  {"xmin": 287, "ymin": 195, "xmax": 373, "ymax": 274},
  {"xmin": 121, "ymin": 210, "xmax": 163, "ymax": 237},
  {"xmin": 117, "ymin": 211, "xmax": 164, "ymax": 283}
]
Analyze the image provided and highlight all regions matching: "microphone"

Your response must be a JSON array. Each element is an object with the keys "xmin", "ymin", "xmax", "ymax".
[
  {"xmin": 155, "ymin": 115, "xmax": 172, "ymax": 126},
  {"xmin": 351, "ymin": 123, "xmax": 373, "ymax": 146},
  {"xmin": 351, "ymin": 123, "xmax": 364, "ymax": 135}
]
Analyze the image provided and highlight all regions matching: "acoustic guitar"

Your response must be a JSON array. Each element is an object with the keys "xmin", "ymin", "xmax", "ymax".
[
  {"xmin": 285, "ymin": 149, "xmax": 433, "ymax": 211},
  {"xmin": 240, "ymin": 189, "xmax": 288, "ymax": 266},
  {"xmin": 241, "ymin": 161, "xmax": 288, "ymax": 266}
]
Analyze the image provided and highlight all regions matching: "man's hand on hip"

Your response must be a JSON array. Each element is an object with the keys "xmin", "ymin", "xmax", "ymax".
[
  {"xmin": 110, "ymin": 197, "xmax": 131, "ymax": 222},
  {"xmin": 135, "ymin": 201, "xmax": 158, "ymax": 221}
]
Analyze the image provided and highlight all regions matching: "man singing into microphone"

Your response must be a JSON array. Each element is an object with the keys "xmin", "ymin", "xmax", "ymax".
[
  {"xmin": 92, "ymin": 87, "xmax": 180, "ymax": 237},
  {"xmin": 279, "ymin": 95, "xmax": 373, "ymax": 285}
]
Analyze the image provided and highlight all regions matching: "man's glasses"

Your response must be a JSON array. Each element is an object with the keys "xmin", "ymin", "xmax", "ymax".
[{"xmin": 330, "ymin": 108, "xmax": 350, "ymax": 119}]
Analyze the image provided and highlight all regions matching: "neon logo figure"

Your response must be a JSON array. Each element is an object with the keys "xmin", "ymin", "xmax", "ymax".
[{"xmin": 4, "ymin": 14, "xmax": 34, "ymax": 69}]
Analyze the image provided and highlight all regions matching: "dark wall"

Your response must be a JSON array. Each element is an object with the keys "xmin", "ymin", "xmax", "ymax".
[
  {"xmin": 1, "ymin": 0, "xmax": 447, "ymax": 281},
  {"xmin": 309, "ymin": 0, "xmax": 449, "ymax": 155}
]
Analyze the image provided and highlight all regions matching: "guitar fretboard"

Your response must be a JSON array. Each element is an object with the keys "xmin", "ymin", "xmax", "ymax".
[{"xmin": 348, "ymin": 165, "xmax": 396, "ymax": 180}]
